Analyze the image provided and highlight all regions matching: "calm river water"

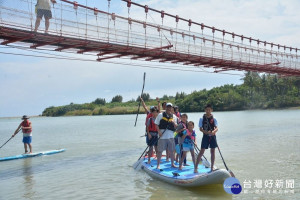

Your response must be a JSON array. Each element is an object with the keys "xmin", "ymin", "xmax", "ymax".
[{"xmin": 0, "ymin": 110, "xmax": 299, "ymax": 200}]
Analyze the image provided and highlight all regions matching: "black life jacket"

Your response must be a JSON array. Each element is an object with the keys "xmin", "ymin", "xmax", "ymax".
[
  {"xmin": 159, "ymin": 112, "xmax": 175, "ymax": 131},
  {"xmin": 202, "ymin": 114, "xmax": 216, "ymax": 131}
]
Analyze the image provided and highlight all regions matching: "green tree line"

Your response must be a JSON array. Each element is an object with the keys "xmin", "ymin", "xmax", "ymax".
[
  {"xmin": 175, "ymin": 72, "xmax": 300, "ymax": 112},
  {"xmin": 42, "ymin": 73, "xmax": 300, "ymax": 116}
]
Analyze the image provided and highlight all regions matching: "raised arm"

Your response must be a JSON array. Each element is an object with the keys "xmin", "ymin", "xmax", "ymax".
[
  {"xmin": 156, "ymin": 97, "xmax": 161, "ymax": 112},
  {"xmin": 140, "ymin": 97, "xmax": 149, "ymax": 113}
]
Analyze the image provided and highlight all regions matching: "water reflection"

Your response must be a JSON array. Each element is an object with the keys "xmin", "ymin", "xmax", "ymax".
[
  {"xmin": 22, "ymin": 158, "xmax": 36, "ymax": 199},
  {"xmin": 141, "ymin": 175, "xmax": 232, "ymax": 200},
  {"xmin": 187, "ymin": 184, "xmax": 232, "ymax": 200}
]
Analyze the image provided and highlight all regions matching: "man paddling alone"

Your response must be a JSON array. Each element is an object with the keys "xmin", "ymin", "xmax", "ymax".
[{"xmin": 12, "ymin": 115, "xmax": 33, "ymax": 154}]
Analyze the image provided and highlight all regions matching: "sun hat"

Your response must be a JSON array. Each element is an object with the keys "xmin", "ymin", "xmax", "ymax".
[{"xmin": 22, "ymin": 115, "xmax": 29, "ymax": 120}]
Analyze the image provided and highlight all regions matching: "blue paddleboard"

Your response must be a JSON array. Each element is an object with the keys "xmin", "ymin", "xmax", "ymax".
[{"xmin": 0, "ymin": 149, "xmax": 65, "ymax": 162}]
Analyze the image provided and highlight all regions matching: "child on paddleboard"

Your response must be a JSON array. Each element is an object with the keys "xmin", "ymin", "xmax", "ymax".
[
  {"xmin": 12, "ymin": 115, "xmax": 33, "ymax": 154},
  {"xmin": 146, "ymin": 106, "xmax": 159, "ymax": 164},
  {"xmin": 179, "ymin": 121, "xmax": 196, "ymax": 170},
  {"xmin": 174, "ymin": 113, "xmax": 188, "ymax": 164},
  {"xmin": 140, "ymin": 97, "xmax": 160, "ymax": 145},
  {"xmin": 194, "ymin": 104, "xmax": 218, "ymax": 173}
]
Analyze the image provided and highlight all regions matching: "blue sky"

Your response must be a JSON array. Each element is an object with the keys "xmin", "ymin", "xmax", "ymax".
[{"xmin": 1, "ymin": 0, "xmax": 300, "ymax": 117}]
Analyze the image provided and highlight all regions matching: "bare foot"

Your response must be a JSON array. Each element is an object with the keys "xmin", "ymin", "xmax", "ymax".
[
  {"xmin": 194, "ymin": 169, "xmax": 198, "ymax": 173},
  {"xmin": 171, "ymin": 165, "xmax": 178, "ymax": 168},
  {"xmin": 147, "ymin": 161, "xmax": 151, "ymax": 164}
]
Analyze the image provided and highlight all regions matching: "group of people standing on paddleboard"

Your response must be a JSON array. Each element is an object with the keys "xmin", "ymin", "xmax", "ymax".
[{"xmin": 141, "ymin": 98, "xmax": 218, "ymax": 172}]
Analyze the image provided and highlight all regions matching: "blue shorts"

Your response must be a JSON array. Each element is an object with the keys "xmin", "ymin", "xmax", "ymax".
[
  {"xmin": 201, "ymin": 135, "xmax": 218, "ymax": 149},
  {"xmin": 175, "ymin": 144, "xmax": 181, "ymax": 154},
  {"xmin": 23, "ymin": 136, "xmax": 32, "ymax": 144},
  {"xmin": 182, "ymin": 142, "xmax": 194, "ymax": 151}
]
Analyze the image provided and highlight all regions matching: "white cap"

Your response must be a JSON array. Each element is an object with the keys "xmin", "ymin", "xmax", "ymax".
[{"xmin": 166, "ymin": 102, "xmax": 173, "ymax": 107}]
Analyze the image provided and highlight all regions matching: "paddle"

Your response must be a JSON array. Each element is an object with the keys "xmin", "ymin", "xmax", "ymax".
[
  {"xmin": 212, "ymin": 136, "xmax": 235, "ymax": 177},
  {"xmin": 133, "ymin": 145, "xmax": 149, "ymax": 170},
  {"xmin": 133, "ymin": 137, "xmax": 159, "ymax": 170},
  {"xmin": 133, "ymin": 127, "xmax": 169, "ymax": 170},
  {"xmin": 0, "ymin": 128, "xmax": 21, "ymax": 149},
  {"xmin": 134, "ymin": 72, "xmax": 146, "ymax": 127}
]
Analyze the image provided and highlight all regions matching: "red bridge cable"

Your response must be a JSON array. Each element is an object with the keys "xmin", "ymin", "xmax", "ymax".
[
  {"xmin": 120, "ymin": 0, "xmax": 299, "ymax": 52},
  {"xmin": 58, "ymin": 0, "xmax": 282, "ymax": 57}
]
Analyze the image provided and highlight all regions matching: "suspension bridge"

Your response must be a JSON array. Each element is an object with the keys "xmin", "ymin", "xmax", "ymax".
[{"xmin": 0, "ymin": 0, "xmax": 299, "ymax": 76}]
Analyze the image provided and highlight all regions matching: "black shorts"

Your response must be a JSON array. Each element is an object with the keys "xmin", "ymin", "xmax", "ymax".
[
  {"xmin": 37, "ymin": 9, "xmax": 52, "ymax": 19},
  {"xmin": 201, "ymin": 134, "xmax": 218, "ymax": 149},
  {"xmin": 147, "ymin": 136, "xmax": 158, "ymax": 147},
  {"xmin": 174, "ymin": 137, "xmax": 179, "ymax": 145}
]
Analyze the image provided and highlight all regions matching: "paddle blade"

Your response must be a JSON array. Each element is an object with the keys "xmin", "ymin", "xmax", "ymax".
[
  {"xmin": 202, "ymin": 158, "xmax": 211, "ymax": 168},
  {"xmin": 133, "ymin": 158, "xmax": 144, "ymax": 170}
]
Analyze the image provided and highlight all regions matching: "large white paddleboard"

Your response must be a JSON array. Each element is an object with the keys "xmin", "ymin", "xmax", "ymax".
[
  {"xmin": 140, "ymin": 157, "xmax": 230, "ymax": 187},
  {"xmin": 0, "ymin": 149, "xmax": 65, "ymax": 162}
]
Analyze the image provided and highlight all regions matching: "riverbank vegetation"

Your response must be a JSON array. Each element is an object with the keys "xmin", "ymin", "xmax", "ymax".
[{"xmin": 42, "ymin": 72, "xmax": 300, "ymax": 116}]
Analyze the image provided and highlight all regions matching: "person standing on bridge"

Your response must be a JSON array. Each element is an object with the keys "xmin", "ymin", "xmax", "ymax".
[
  {"xmin": 12, "ymin": 115, "xmax": 33, "ymax": 154},
  {"xmin": 34, "ymin": 0, "xmax": 56, "ymax": 34}
]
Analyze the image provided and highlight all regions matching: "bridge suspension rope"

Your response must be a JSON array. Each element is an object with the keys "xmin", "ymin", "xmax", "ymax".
[{"xmin": 0, "ymin": 0, "xmax": 299, "ymax": 76}]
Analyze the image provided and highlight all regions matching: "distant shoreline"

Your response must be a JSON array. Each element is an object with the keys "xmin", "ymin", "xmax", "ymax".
[{"xmin": 1, "ymin": 106, "xmax": 299, "ymax": 119}]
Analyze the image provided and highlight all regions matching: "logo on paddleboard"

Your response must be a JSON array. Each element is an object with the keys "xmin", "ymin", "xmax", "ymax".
[{"xmin": 223, "ymin": 177, "xmax": 242, "ymax": 195}]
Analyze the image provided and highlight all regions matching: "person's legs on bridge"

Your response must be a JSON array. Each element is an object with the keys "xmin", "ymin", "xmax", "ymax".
[{"xmin": 34, "ymin": 17, "xmax": 42, "ymax": 32}]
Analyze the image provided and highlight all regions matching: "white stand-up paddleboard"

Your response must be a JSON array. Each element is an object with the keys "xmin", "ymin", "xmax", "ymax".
[
  {"xmin": 0, "ymin": 149, "xmax": 65, "ymax": 162},
  {"xmin": 139, "ymin": 157, "xmax": 230, "ymax": 187}
]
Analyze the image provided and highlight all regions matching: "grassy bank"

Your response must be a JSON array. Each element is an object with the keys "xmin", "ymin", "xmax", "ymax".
[
  {"xmin": 42, "ymin": 100, "xmax": 172, "ymax": 116},
  {"xmin": 42, "ymin": 73, "xmax": 300, "ymax": 117}
]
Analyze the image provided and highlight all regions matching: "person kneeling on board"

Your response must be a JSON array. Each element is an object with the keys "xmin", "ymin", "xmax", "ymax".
[{"xmin": 12, "ymin": 115, "xmax": 33, "ymax": 154}]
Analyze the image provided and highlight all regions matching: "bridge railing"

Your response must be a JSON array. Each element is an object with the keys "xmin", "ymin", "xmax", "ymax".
[{"xmin": 0, "ymin": 0, "xmax": 299, "ymax": 73}]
